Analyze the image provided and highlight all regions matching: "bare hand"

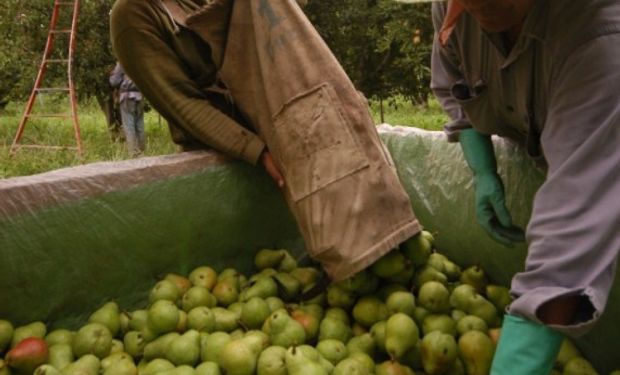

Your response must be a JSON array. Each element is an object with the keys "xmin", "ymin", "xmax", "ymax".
[{"xmin": 260, "ymin": 150, "xmax": 285, "ymax": 188}]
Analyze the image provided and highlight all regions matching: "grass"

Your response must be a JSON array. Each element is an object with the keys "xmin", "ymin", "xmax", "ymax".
[{"xmin": 0, "ymin": 97, "xmax": 447, "ymax": 179}]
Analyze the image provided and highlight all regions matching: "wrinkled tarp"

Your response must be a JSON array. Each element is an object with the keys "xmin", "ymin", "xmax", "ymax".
[{"xmin": 0, "ymin": 127, "xmax": 617, "ymax": 373}]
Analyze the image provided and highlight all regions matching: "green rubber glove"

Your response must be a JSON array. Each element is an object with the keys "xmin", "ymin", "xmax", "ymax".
[{"xmin": 459, "ymin": 129, "xmax": 525, "ymax": 245}]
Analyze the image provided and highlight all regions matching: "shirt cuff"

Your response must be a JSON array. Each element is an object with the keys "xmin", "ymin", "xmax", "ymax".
[
  {"xmin": 242, "ymin": 136, "xmax": 266, "ymax": 165},
  {"xmin": 444, "ymin": 118, "xmax": 472, "ymax": 142}
]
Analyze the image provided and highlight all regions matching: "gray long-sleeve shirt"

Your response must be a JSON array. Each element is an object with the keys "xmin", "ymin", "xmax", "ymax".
[
  {"xmin": 431, "ymin": 0, "xmax": 620, "ymax": 336},
  {"xmin": 109, "ymin": 62, "xmax": 143, "ymax": 102}
]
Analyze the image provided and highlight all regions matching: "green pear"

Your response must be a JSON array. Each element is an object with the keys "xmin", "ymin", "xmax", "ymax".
[
  {"xmin": 413, "ymin": 306, "xmax": 430, "ymax": 327},
  {"xmin": 182, "ymin": 286, "xmax": 217, "ymax": 311},
  {"xmin": 33, "ymin": 364, "xmax": 63, "ymax": 375},
  {"xmin": 336, "ymin": 269, "xmax": 380, "ymax": 295},
  {"xmin": 346, "ymin": 332, "xmax": 375, "ymax": 357},
  {"xmin": 278, "ymin": 251, "xmax": 298, "ymax": 272},
  {"xmin": 0, "ymin": 320, "xmax": 14, "ymax": 353},
  {"xmin": 385, "ymin": 313, "xmax": 419, "ymax": 360},
  {"xmin": 332, "ymin": 356, "xmax": 370, "ymax": 375},
  {"xmin": 467, "ymin": 294, "xmax": 499, "ymax": 327},
  {"xmin": 127, "ymin": 309, "xmax": 149, "ymax": 332},
  {"xmin": 195, "ymin": 361, "xmax": 221, "ymax": 375},
  {"xmin": 352, "ymin": 296, "xmax": 389, "ymax": 328},
  {"xmin": 326, "ymin": 284, "xmax": 356, "ymax": 309},
  {"xmin": 401, "ymin": 231, "xmax": 432, "ymax": 267},
  {"xmin": 241, "ymin": 277, "xmax": 279, "ymax": 302},
  {"xmin": 62, "ymin": 354, "xmax": 100, "ymax": 375},
  {"xmin": 563, "ymin": 357, "xmax": 598, "ymax": 375},
  {"xmin": 316, "ymin": 339, "xmax": 348, "ymax": 365},
  {"xmin": 451, "ymin": 309, "xmax": 467, "ymax": 322},
  {"xmin": 456, "ymin": 315, "xmax": 488, "ymax": 336},
  {"xmin": 243, "ymin": 330, "xmax": 270, "ymax": 354},
  {"xmin": 414, "ymin": 266, "xmax": 448, "ymax": 290},
  {"xmin": 386, "ymin": 263, "xmax": 415, "ymax": 286},
  {"xmin": 200, "ymin": 331, "xmax": 231, "ymax": 363},
  {"xmin": 100, "ymin": 352, "xmax": 134, "ymax": 372},
  {"xmin": 241, "ymin": 297, "xmax": 271, "ymax": 330},
  {"xmin": 187, "ymin": 306, "xmax": 216, "ymax": 332},
  {"xmin": 249, "ymin": 269, "xmax": 279, "ymax": 284},
  {"xmin": 421, "ymin": 331, "xmax": 458, "ymax": 375},
  {"xmin": 11, "ymin": 321, "xmax": 47, "ymax": 347},
  {"xmin": 555, "ymin": 338, "xmax": 581, "ymax": 369},
  {"xmin": 48, "ymin": 343, "xmax": 74, "ymax": 370},
  {"xmin": 348, "ymin": 352, "xmax": 376, "ymax": 374},
  {"xmin": 290, "ymin": 308, "xmax": 320, "ymax": 342},
  {"xmin": 399, "ymin": 340, "xmax": 423, "ymax": 370},
  {"xmin": 485, "ymin": 284, "xmax": 512, "ymax": 313},
  {"xmin": 109, "ymin": 338, "xmax": 124, "ymax": 354},
  {"xmin": 257, "ymin": 345, "xmax": 287, "ymax": 375},
  {"xmin": 285, "ymin": 345, "xmax": 327, "ymax": 375},
  {"xmin": 370, "ymin": 250, "xmax": 406, "ymax": 278},
  {"xmin": 449, "ymin": 284, "xmax": 477, "ymax": 311},
  {"xmin": 269, "ymin": 311, "xmax": 306, "ymax": 348},
  {"xmin": 212, "ymin": 307, "xmax": 239, "ymax": 332},
  {"xmin": 445, "ymin": 357, "xmax": 466, "ymax": 375},
  {"xmin": 148, "ymin": 300, "xmax": 180, "ymax": 335},
  {"xmin": 458, "ymin": 330, "xmax": 495, "ymax": 375},
  {"xmin": 102, "ymin": 358, "xmax": 137, "ymax": 375},
  {"xmin": 351, "ymin": 322, "xmax": 367, "ymax": 336},
  {"xmin": 459, "ymin": 265, "xmax": 488, "ymax": 294},
  {"xmin": 164, "ymin": 273, "xmax": 192, "ymax": 296},
  {"xmin": 422, "ymin": 314, "xmax": 457, "ymax": 337},
  {"xmin": 273, "ymin": 272, "xmax": 302, "ymax": 301},
  {"xmin": 418, "ymin": 281, "xmax": 451, "ymax": 313},
  {"xmin": 72, "ymin": 322, "xmax": 113, "ymax": 359},
  {"xmin": 325, "ymin": 307, "xmax": 350, "ymax": 324},
  {"xmin": 300, "ymin": 304, "xmax": 325, "ymax": 321},
  {"xmin": 255, "ymin": 249, "xmax": 287, "ymax": 270},
  {"xmin": 369, "ymin": 321, "xmax": 387, "ymax": 354},
  {"xmin": 289, "ymin": 268, "xmax": 321, "ymax": 290},
  {"xmin": 45, "ymin": 329, "xmax": 74, "ymax": 347},
  {"xmin": 427, "ymin": 253, "xmax": 461, "ymax": 281},
  {"xmin": 218, "ymin": 267, "xmax": 242, "ymax": 282},
  {"xmin": 150, "ymin": 279, "xmax": 180, "ymax": 304},
  {"xmin": 143, "ymin": 332, "xmax": 179, "ymax": 360},
  {"xmin": 385, "ymin": 291, "xmax": 416, "ymax": 317},
  {"xmin": 377, "ymin": 283, "xmax": 408, "ymax": 301},
  {"xmin": 88, "ymin": 302, "xmax": 121, "ymax": 338},
  {"xmin": 123, "ymin": 330, "xmax": 146, "ymax": 359},
  {"xmin": 227, "ymin": 302, "xmax": 244, "ymax": 319},
  {"xmin": 218, "ymin": 338, "xmax": 258, "ymax": 375},
  {"xmin": 318, "ymin": 316, "xmax": 352, "ymax": 343},
  {"xmin": 265, "ymin": 297, "xmax": 286, "ymax": 313},
  {"xmin": 141, "ymin": 358, "xmax": 175, "ymax": 374},
  {"xmin": 158, "ymin": 365, "xmax": 196, "ymax": 375},
  {"xmin": 166, "ymin": 329, "xmax": 200, "ymax": 366},
  {"xmin": 189, "ymin": 266, "xmax": 218, "ymax": 290},
  {"xmin": 375, "ymin": 360, "xmax": 416, "ymax": 375}
]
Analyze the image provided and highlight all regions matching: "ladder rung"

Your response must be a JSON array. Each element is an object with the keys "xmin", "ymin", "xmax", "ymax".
[
  {"xmin": 56, "ymin": 2, "xmax": 76, "ymax": 5},
  {"xmin": 13, "ymin": 144, "xmax": 78, "ymax": 151},
  {"xmin": 26, "ymin": 114, "xmax": 73, "ymax": 118},
  {"xmin": 36, "ymin": 88, "xmax": 70, "ymax": 92},
  {"xmin": 50, "ymin": 30, "xmax": 72, "ymax": 34},
  {"xmin": 46, "ymin": 59, "xmax": 70, "ymax": 64}
]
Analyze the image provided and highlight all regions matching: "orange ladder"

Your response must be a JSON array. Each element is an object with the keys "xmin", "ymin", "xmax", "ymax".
[{"xmin": 10, "ymin": 0, "xmax": 82, "ymax": 156}]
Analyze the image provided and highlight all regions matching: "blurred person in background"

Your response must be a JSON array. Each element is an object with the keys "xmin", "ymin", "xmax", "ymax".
[{"xmin": 109, "ymin": 61, "xmax": 145, "ymax": 156}]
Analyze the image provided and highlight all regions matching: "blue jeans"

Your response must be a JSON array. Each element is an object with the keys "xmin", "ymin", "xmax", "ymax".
[{"xmin": 120, "ymin": 99, "xmax": 145, "ymax": 156}]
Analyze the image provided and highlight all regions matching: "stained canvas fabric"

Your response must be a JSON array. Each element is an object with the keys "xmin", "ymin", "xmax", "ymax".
[{"xmin": 171, "ymin": 0, "xmax": 421, "ymax": 281}]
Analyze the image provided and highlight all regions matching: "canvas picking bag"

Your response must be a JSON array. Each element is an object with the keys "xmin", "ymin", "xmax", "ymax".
[{"xmin": 168, "ymin": 0, "xmax": 421, "ymax": 281}]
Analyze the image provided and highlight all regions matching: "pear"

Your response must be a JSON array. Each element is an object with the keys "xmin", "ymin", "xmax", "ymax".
[
  {"xmin": 250, "ymin": 269, "xmax": 279, "ymax": 284},
  {"xmin": 318, "ymin": 316, "xmax": 352, "ymax": 343},
  {"xmin": 228, "ymin": 302, "xmax": 244, "ymax": 319},
  {"xmin": 348, "ymin": 352, "xmax": 376, "ymax": 374},
  {"xmin": 377, "ymin": 283, "xmax": 408, "ymax": 301},
  {"xmin": 422, "ymin": 314, "xmax": 457, "ymax": 337},
  {"xmin": 300, "ymin": 304, "xmax": 325, "ymax": 321},
  {"xmin": 414, "ymin": 266, "xmax": 448, "ymax": 290},
  {"xmin": 241, "ymin": 277, "xmax": 279, "ymax": 302},
  {"xmin": 158, "ymin": 365, "xmax": 195, "ymax": 375},
  {"xmin": 401, "ymin": 231, "xmax": 432, "ymax": 267},
  {"xmin": 212, "ymin": 277, "xmax": 239, "ymax": 306},
  {"xmin": 101, "ymin": 352, "xmax": 136, "ymax": 375},
  {"xmin": 212, "ymin": 307, "xmax": 239, "ymax": 332},
  {"xmin": 200, "ymin": 331, "xmax": 231, "ymax": 363},
  {"xmin": 5, "ymin": 337, "xmax": 49, "ymax": 374},
  {"xmin": 195, "ymin": 361, "xmax": 221, "ymax": 375},
  {"xmin": 399, "ymin": 340, "xmax": 423, "ymax": 370},
  {"xmin": 351, "ymin": 322, "xmax": 368, "ymax": 336},
  {"xmin": 336, "ymin": 269, "xmax": 380, "ymax": 296},
  {"xmin": 164, "ymin": 273, "xmax": 192, "ymax": 296},
  {"xmin": 456, "ymin": 315, "xmax": 488, "ymax": 336},
  {"xmin": 187, "ymin": 306, "xmax": 216, "ymax": 332},
  {"xmin": 485, "ymin": 284, "xmax": 512, "ymax": 313},
  {"xmin": 458, "ymin": 330, "xmax": 495, "ymax": 375},
  {"xmin": 273, "ymin": 272, "xmax": 302, "ymax": 301},
  {"xmin": 123, "ymin": 330, "xmax": 146, "ymax": 359},
  {"xmin": 316, "ymin": 339, "xmax": 348, "ymax": 365},
  {"xmin": 241, "ymin": 297, "xmax": 271, "ymax": 330},
  {"xmin": 182, "ymin": 286, "xmax": 217, "ymax": 311},
  {"xmin": 189, "ymin": 266, "xmax": 218, "ymax": 290},
  {"xmin": 265, "ymin": 296, "xmax": 286, "ymax": 313},
  {"xmin": 467, "ymin": 294, "xmax": 499, "ymax": 327},
  {"xmin": 110, "ymin": 338, "xmax": 124, "ymax": 354},
  {"xmin": 127, "ymin": 309, "xmax": 149, "ymax": 332},
  {"xmin": 48, "ymin": 343, "xmax": 74, "ymax": 370},
  {"xmin": 555, "ymin": 338, "xmax": 581, "ymax": 369},
  {"xmin": 62, "ymin": 354, "xmax": 100, "ymax": 375},
  {"xmin": 332, "ymin": 356, "xmax": 370, "ymax": 375},
  {"xmin": 166, "ymin": 329, "xmax": 200, "ymax": 366},
  {"xmin": 255, "ymin": 249, "xmax": 287, "ymax": 270},
  {"xmin": 269, "ymin": 311, "xmax": 306, "ymax": 348},
  {"xmin": 386, "ymin": 263, "xmax": 415, "ymax": 285},
  {"xmin": 413, "ymin": 306, "xmax": 430, "ymax": 327},
  {"xmin": 418, "ymin": 281, "xmax": 451, "ymax": 313},
  {"xmin": 72, "ymin": 322, "xmax": 113, "ymax": 359},
  {"xmin": 0, "ymin": 320, "xmax": 14, "ymax": 354},
  {"xmin": 290, "ymin": 268, "xmax": 321, "ymax": 289},
  {"xmin": 370, "ymin": 250, "xmax": 406, "ymax": 278},
  {"xmin": 369, "ymin": 321, "xmax": 387, "ymax": 354},
  {"xmin": 285, "ymin": 346, "xmax": 327, "ymax": 375},
  {"xmin": 385, "ymin": 291, "xmax": 416, "ymax": 317},
  {"xmin": 140, "ymin": 358, "xmax": 175, "ymax": 374},
  {"xmin": 563, "ymin": 357, "xmax": 598, "ymax": 375},
  {"xmin": 451, "ymin": 309, "xmax": 467, "ymax": 323},
  {"xmin": 149, "ymin": 279, "xmax": 180, "ymax": 304},
  {"xmin": 385, "ymin": 313, "xmax": 419, "ymax": 360},
  {"xmin": 290, "ymin": 308, "xmax": 320, "ymax": 342},
  {"xmin": 326, "ymin": 284, "xmax": 356, "ymax": 309},
  {"xmin": 445, "ymin": 357, "xmax": 466, "ymax": 375},
  {"xmin": 148, "ymin": 300, "xmax": 180, "ymax": 335},
  {"xmin": 33, "ymin": 364, "xmax": 63, "ymax": 375},
  {"xmin": 459, "ymin": 265, "xmax": 488, "ymax": 294},
  {"xmin": 421, "ymin": 331, "xmax": 458, "ymax": 375},
  {"xmin": 243, "ymin": 330, "xmax": 270, "ymax": 354},
  {"xmin": 143, "ymin": 332, "xmax": 180, "ymax": 360},
  {"xmin": 352, "ymin": 296, "xmax": 389, "ymax": 328},
  {"xmin": 257, "ymin": 345, "xmax": 287, "ymax": 375},
  {"xmin": 218, "ymin": 338, "xmax": 258, "ymax": 375},
  {"xmin": 11, "ymin": 321, "xmax": 47, "ymax": 347},
  {"xmin": 278, "ymin": 251, "xmax": 298, "ymax": 272},
  {"xmin": 88, "ymin": 301, "xmax": 121, "ymax": 338},
  {"xmin": 375, "ymin": 360, "xmax": 416, "ymax": 375},
  {"xmin": 449, "ymin": 284, "xmax": 477, "ymax": 311},
  {"xmin": 45, "ymin": 329, "xmax": 74, "ymax": 347},
  {"xmin": 346, "ymin": 332, "xmax": 375, "ymax": 357}
]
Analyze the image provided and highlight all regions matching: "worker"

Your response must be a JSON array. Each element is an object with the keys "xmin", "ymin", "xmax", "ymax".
[
  {"xmin": 109, "ymin": 62, "xmax": 146, "ymax": 156},
  {"xmin": 431, "ymin": 0, "xmax": 620, "ymax": 373}
]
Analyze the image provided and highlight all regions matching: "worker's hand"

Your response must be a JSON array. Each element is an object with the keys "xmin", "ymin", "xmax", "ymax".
[
  {"xmin": 474, "ymin": 172, "xmax": 525, "ymax": 246},
  {"xmin": 260, "ymin": 150, "xmax": 285, "ymax": 188}
]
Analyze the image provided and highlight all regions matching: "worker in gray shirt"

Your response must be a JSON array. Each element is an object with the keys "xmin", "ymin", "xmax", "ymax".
[
  {"xmin": 431, "ymin": 0, "xmax": 620, "ymax": 373},
  {"xmin": 109, "ymin": 61, "xmax": 145, "ymax": 156}
]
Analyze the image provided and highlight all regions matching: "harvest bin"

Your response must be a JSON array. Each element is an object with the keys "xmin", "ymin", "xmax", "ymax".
[{"xmin": 0, "ymin": 126, "xmax": 618, "ymax": 373}]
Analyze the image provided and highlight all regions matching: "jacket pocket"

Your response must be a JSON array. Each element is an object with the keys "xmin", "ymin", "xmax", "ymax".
[
  {"xmin": 452, "ymin": 80, "xmax": 498, "ymax": 136},
  {"xmin": 270, "ymin": 83, "xmax": 370, "ymax": 202}
]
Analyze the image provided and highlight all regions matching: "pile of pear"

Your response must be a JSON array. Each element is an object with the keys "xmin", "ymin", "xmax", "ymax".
[{"xmin": 0, "ymin": 231, "xmax": 614, "ymax": 375}]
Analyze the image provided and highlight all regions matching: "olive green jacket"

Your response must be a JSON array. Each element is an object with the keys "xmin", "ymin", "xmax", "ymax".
[{"xmin": 110, "ymin": 0, "xmax": 265, "ymax": 164}]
